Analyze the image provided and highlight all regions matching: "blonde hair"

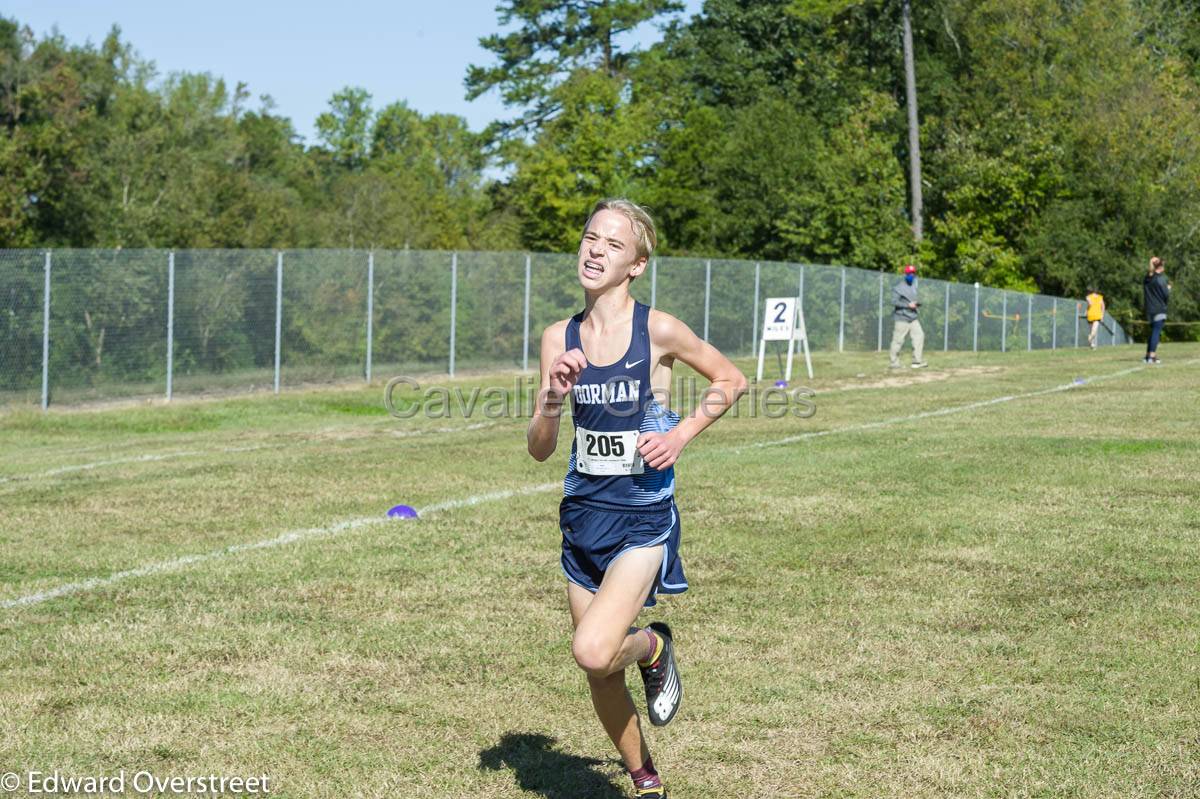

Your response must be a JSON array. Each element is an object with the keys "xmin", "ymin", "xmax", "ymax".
[{"xmin": 584, "ymin": 198, "xmax": 658, "ymax": 260}]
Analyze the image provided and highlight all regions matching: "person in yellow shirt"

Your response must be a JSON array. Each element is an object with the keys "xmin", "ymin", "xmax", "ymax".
[{"xmin": 1085, "ymin": 288, "xmax": 1106, "ymax": 349}]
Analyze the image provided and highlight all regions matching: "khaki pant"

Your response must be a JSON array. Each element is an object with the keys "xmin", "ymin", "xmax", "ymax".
[{"xmin": 889, "ymin": 319, "xmax": 925, "ymax": 366}]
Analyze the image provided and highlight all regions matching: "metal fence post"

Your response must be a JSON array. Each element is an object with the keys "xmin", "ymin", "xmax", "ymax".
[
  {"xmin": 1074, "ymin": 302, "xmax": 1080, "ymax": 348},
  {"xmin": 274, "ymin": 252, "xmax": 283, "ymax": 394},
  {"xmin": 752, "ymin": 262, "xmax": 760, "ymax": 350},
  {"xmin": 943, "ymin": 282, "xmax": 950, "ymax": 351},
  {"xmin": 1052, "ymin": 298, "xmax": 1058, "ymax": 350},
  {"xmin": 167, "ymin": 251, "xmax": 175, "ymax": 401},
  {"xmin": 1027, "ymin": 294, "xmax": 1033, "ymax": 351},
  {"xmin": 1110, "ymin": 314, "xmax": 1116, "ymax": 347},
  {"xmin": 838, "ymin": 266, "xmax": 846, "ymax": 352},
  {"xmin": 1001, "ymin": 292, "xmax": 1007, "ymax": 352},
  {"xmin": 365, "ymin": 251, "xmax": 374, "ymax": 383},
  {"xmin": 522, "ymin": 253, "xmax": 531, "ymax": 371},
  {"xmin": 877, "ymin": 272, "xmax": 884, "ymax": 351},
  {"xmin": 972, "ymin": 282, "xmax": 980, "ymax": 353},
  {"xmin": 703, "ymin": 259, "xmax": 711, "ymax": 342},
  {"xmin": 449, "ymin": 252, "xmax": 458, "ymax": 377},
  {"xmin": 650, "ymin": 258, "xmax": 657, "ymax": 309},
  {"xmin": 41, "ymin": 250, "xmax": 51, "ymax": 411}
]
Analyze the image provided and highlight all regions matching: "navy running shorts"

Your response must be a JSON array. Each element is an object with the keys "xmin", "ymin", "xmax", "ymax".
[{"xmin": 559, "ymin": 496, "xmax": 688, "ymax": 607}]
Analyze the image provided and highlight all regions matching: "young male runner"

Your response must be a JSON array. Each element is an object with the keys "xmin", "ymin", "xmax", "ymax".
[{"xmin": 527, "ymin": 199, "xmax": 747, "ymax": 798}]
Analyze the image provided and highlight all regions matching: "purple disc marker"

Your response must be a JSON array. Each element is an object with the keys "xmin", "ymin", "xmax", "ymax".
[
  {"xmin": 774, "ymin": 380, "xmax": 788, "ymax": 388},
  {"xmin": 387, "ymin": 504, "xmax": 419, "ymax": 520}
]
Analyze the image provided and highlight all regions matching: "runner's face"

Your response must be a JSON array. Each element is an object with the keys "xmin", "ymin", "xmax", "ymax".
[{"xmin": 577, "ymin": 209, "xmax": 647, "ymax": 291}]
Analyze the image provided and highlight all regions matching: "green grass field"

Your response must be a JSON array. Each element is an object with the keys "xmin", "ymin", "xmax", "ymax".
[{"xmin": 2, "ymin": 346, "xmax": 1198, "ymax": 798}]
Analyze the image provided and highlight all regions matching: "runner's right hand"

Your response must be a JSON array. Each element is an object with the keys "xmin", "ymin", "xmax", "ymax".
[{"xmin": 549, "ymin": 348, "xmax": 588, "ymax": 395}]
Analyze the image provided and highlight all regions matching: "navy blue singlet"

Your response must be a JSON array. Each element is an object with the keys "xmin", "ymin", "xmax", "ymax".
[{"xmin": 564, "ymin": 301, "xmax": 679, "ymax": 505}]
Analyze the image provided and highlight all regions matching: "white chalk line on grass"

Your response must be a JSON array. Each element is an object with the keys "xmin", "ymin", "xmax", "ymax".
[
  {"xmin": 0, "ymin": 445, "xmax": 269, "ymax": 485},
  {"xmin": 11, "ymin": 353, "xmax": 1165, "ymax": 487},
  {"xmin": 732, "ymin": 362, "xmax": 1152, "ymax": 452},
  {"xmin": 0, "ymin": 421, "xmax": 501, "ymax": 486},
  {"xmin": 0, "ymin": 481, "xmax": 560, "ymax": 609},
  {"xmin": 389, "ymin": 421, "xmax": 497, "ymax": 439},
  {"xmin": 1, "ymin": 360, "xmax": 1180, "ymax": 610},
  {"xmin": 0, "ymin": 358, "xmax": 1029, "ymax": 486}
]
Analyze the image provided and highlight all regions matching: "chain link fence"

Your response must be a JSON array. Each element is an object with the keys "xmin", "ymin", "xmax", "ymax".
[{"xmin": 0, "ymin": 250, "xmax": 1131, "ymax": 408}]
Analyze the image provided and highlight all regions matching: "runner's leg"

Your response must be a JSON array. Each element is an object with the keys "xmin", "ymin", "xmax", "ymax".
[{"xmin": 568, "ymin": 545, "xmax": 665, "ymax": 769}]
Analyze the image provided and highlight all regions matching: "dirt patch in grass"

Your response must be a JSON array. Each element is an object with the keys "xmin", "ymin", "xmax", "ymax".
[{"xmin": 824, "ymin": 365, "xmax": 1004, "ymax": 393}]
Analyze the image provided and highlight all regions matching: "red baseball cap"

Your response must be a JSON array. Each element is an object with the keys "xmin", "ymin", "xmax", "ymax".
[{"xmin": 904, "ymin": 264, "xmax": 917, "ymax": 274}]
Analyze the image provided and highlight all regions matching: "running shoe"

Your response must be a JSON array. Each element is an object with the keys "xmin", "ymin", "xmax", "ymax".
[{"xmin": 639, "ymin": 622, "xmax": 682, "ymax": 726}]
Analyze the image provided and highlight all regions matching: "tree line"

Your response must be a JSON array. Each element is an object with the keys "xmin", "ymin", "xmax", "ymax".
[{"xmin": 2, "ymin": 1, "xmax": 1197, "ymax": 337}]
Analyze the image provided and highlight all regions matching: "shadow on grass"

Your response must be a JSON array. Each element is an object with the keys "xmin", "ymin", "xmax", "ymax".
[{"xmin": 479, "ymin": 732, "xmax": 625, "ymax": 799}]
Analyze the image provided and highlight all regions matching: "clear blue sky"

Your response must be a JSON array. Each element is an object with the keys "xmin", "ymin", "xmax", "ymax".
[{"xmin": 7, "ymin": 0, "xmax": 704, "ymax": 144}]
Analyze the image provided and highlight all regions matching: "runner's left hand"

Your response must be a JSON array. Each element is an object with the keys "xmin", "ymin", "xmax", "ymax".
[{"xmin": 637, "ymin": 430, "xmax": 685, "ymax": 470}]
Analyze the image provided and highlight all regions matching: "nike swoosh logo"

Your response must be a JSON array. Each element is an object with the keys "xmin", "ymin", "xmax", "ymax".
[{"xmin": 625, "ymin": 358, "xmax": 645, "ymax": 369}]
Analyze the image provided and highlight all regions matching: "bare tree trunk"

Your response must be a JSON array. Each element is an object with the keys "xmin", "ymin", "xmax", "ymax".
[
  {"xmin": 83, "ymin": 310, "xmax": 106, "ymax": 368},
  {"xmin": 903, "ymin": 0, "xmax": 924, "ymax": 242},
  {"xmin": 200, "ymin": 273, "xmax": 233, "ymax": 363}
]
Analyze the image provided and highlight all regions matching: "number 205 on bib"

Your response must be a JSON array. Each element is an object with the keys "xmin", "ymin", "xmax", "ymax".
[{"xmin": 574, "ymin": 427, "xmax": 645, "ymax": 475}]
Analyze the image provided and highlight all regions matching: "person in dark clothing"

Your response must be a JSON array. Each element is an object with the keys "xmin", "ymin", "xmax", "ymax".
[{"xmin": 1143, "ymin": 256, "xmax": 1171, "ymax": 364}]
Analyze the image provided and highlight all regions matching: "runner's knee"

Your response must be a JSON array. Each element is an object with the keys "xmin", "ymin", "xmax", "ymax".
[{"xmin": 572, "ymin": 630, "xmax": 619, "ymax": 676}]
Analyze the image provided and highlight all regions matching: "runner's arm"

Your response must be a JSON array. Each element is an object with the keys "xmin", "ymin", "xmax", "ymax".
[
  {"xmin": 639, "ymin": 312, "xmax": 748, "ymax": 469},
  {"xmin": 528, "ymin": 321, "xmax": 583, "ymax": 461}
]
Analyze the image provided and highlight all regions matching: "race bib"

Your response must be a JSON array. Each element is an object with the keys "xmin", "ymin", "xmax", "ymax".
[{"xmin": 574, "ymin": 426, "xmax": 644, "ymax": 475}]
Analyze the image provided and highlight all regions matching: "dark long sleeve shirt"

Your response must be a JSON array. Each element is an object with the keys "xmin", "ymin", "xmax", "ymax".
[
  {"xmin": 893, "ymin": 281, "xmax": 918, "ymax": 321},
  {"xmin": 1144, "ymin": 273, "xmax": 1170, "ymax": 320}
]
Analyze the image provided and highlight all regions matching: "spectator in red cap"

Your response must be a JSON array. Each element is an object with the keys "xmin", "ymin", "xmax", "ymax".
[{"xmin": 889, "ymin": 264, "xmax": 928, "ymax": 369}]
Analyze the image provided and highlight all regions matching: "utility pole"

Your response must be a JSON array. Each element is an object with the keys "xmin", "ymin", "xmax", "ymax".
[{"xmin": 902, "ymin": 0, "xmax": 924, "ymax": 241}]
